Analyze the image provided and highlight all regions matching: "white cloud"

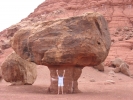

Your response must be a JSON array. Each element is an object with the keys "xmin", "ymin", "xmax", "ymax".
[{"xmin": 0, "ymin": 0, "xmax": 45, "ymax": 31}]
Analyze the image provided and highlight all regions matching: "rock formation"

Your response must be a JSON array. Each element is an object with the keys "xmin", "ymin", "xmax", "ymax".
[
  {"xmin": 93, "ymin": 63, "xmax": 104, "ymax": 71},
  {"xmin": 0, "ymin": 39, "xmax": 11, "ymax": 50},
  {"xmin": 1, "ymin": 52, "xmax": 37, "ymax": 85},
  {"xmin": 0, "ymin": 0, "xmax": 132, "ymax": 94},
  {"xmin": 27, "ymin": 0, "xmax": 133, "ymax": 32},
  {"xmin": 109, "ymin": 58, "xmax": 131, "ymax": 76},
  {"xmin": 11, "ymin": 13, "xmax": 111, "ymax": 93},
  {"xmin": 0, "ymin": 0, "xmax": 133, "ymax": 67}
]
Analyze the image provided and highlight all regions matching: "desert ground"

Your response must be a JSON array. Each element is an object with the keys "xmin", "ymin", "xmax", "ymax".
[{"xmin": 0, "ymin": 64, "xmax": 133, "ymax": 100}]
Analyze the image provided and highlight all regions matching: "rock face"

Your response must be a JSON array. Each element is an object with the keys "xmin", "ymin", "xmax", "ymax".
[
  {"xmin": 12, "ymin": 13, "xmax": 111, "ymax": 66},
  {"xmin": 27, "ymin": 0, "xmax": 133, "ymax": 32},
  {"xmin": 11, "ymin": 13, "xmax": 111, "ymax": 93},
  {"xmin": 0, "ymin": 40, "xmax": 11, "ymax": 50},
  {"xmin": 1, "ymin": 52, "xmax": 37, "ymax": 85}
]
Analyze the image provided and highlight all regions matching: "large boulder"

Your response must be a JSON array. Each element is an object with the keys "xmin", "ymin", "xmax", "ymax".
[
  {"xmin": 11, "ymin": 13, "xmax": 111, "ymax": 93},
  {"xmin": 1, "ymin": 52, "xmax": 37, "ymax": 85},
  {"xmin": 12, "ymin": 13, "xmax": 111, "ymax": 66}
]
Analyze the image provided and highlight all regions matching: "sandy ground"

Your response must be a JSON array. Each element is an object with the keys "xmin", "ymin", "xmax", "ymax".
[{"xmin": 0, "ymin": 66, "xmax": 133, "ymax": 100}]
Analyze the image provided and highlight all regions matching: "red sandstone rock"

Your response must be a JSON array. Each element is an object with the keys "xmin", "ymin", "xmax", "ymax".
[
  {"xmin": 27, "ymin": 0, "xmax": 133, "ymax": 31},
  {"xmin": 1, "ymin": 52, "xmax": 37, "ymax": 85},
  {"xmin": 5, "ymin": 25, "xmax": 20, "ymax": 38},
  {"xmin": 113, "ymin": 67, "xmax": 121, "ymax": 73},
  {"xmin": 93, "ymin": 63, "xmax": 104, "ymax": 71},
  {"xmin": 0, "ymin": 40, "xmax": 11, "ymax": 50},
  {"xmin": 12, "ymin": 13, "xmax": 111, "ymax": 66},
  {"xmin": 110, "ymin": 58, "xmax": 131, "ymax": 76},
  {"xmin": 120, "ymin": 63, "xmax": 130, "ymax": 76},
  {"xmin": 110, "ymin": 58, "xmax": 124, "ymax": 67},
  {"xmin": 11, "ymin": 12, "xmax": 111, "ymax": 93},
  {"xmin": 0, "ymin": 0, "xmax": 133, "ymax": 66}
]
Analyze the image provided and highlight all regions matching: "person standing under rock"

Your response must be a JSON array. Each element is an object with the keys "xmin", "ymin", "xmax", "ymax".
[{"xmin": 56, "ymin": 70, "xmax": 65, "ymax": 94}]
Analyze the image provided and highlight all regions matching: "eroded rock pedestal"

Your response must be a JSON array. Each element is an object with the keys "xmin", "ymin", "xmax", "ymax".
[
  {"xmin": 11, "ymin": 13, "xmax": 111, "ymax": 93},
  {"xmin": 48, "ymin": 65, "xmax": 83, "ymax": 94}
]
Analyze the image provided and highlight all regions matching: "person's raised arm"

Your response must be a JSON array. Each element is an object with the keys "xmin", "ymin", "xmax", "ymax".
[
  {"xmin": 63, "ymin": 70, "xmax": 65, "ymax": 77},
  {"xmin": 56, "ymin": 70, "xmax": 59, "ymax": 77}
]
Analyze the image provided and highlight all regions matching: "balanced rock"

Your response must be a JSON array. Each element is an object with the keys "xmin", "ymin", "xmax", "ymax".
[
  {"xmin": 1, "ymin": 52, "xmax": 37, "ymax": 85},
  {"xmin": 11, "ymin": 13, "xmax": 111, "ymax": 93}
]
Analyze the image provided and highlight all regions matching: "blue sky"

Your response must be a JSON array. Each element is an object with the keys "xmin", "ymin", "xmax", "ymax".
[{"xmin": 0, "ymin": 0, "xmax": 45, "ymax": 31}]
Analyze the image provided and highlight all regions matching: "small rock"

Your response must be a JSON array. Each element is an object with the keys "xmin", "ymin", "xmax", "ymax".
[
  {"xmin": 118, "ymin": 37, "xmax": 123, "ymax": 41},
  {"xmin": 104, "ymin": 80, "xmax": 115, "ymax": 85},
  {"xmin": 116, "ymin": 28, "xmax": 122, "ymax": 32},
  {"xmin": 93, "ymin": 63, "xmax": 104, "ymax": 71},
  {"xmin": 90, "ymin": 78, "xmax": 95, "ymax": 82},
  {"xmin": 120, "ymin": 63, "xmax": 130, "ymax": 76},
  {"xmin": 109, "ymin": 70, "xmax": 115, "ymax": 76},
  {"xmin": 110, "ymin": 58, "xmax": 124, "ymax": 68},
  {"xmin": 113, "ymin": 67, "xmax": 120, "ymax": 73},
  {"xmin": 124, "ymin": 27, "xmax": 130, "ymax": 31},
  {"xmin": 115, "ymin": 31, "xmax": 119, "ymax": 34},
  {"xmin": 119, "ymin": 78, "xmax": 122, "ymax": 80},
  {"xmin": 111, "ymin": 39, "xmax": 115, "ymax": 43},
  {"xmin": 125, "ymin": 35, "xmax": 131, "ymax": 40}
]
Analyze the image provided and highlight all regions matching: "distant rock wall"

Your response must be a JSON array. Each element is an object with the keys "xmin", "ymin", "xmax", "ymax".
[{"xmin": 27, "ymin": 0, "xmax": 133, "ymax": 31}]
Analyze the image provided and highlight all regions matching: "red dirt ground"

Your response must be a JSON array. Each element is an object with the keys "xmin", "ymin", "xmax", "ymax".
[{"xmin": 0, "ymin": 65, "xmax": 133, "ymax": 100}]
